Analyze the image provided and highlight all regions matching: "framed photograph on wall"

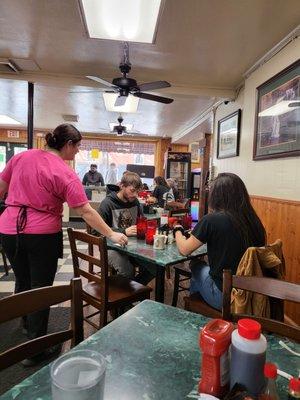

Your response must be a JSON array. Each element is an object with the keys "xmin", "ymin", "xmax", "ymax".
[
  {"xmin": 254, "ymin": 59, "xmax": 300, "ymax": 160},
  {"xmin": 189, "ymin": 142, "xmax": 200, "ymax": 163},
  {"xmin": 217, "ymin": 109, "xmax": 241, "ymax": 159}
]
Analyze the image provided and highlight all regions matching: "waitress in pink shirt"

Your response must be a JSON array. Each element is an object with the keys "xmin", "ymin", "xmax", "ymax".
[{"xmin": 0, "ymin": 124, "xmax": 127, "ymax": 358}]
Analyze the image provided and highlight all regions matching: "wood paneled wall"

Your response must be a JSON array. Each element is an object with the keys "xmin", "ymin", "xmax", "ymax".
[{"xmin": 250, "ymin": 195, "xmax": 300, "ymax": 324}]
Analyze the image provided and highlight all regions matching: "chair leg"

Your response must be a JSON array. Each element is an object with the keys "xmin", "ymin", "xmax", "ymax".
[
  {"xmin": 99, "ymin": 308, "xmax": 108, "ymax": 329},
  {"xmin": 172, "ymin": 268, "xmax": 180, "ymax": 307},
  {"xmin": 1, "ymin": 250, "xmax": 9, "ymax": 276},
  {"xmin": 166, "ymin": 266, "xmax": 171, "ymax": 279}
]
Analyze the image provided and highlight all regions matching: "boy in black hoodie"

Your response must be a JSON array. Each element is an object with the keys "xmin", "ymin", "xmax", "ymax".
[{"xmin": 98, "ymin": 172, "xmax": 155, "ymax": 284}]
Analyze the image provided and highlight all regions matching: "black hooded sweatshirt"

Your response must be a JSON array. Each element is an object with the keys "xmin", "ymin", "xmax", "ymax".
[{"xmin": 98, "ymin": 191, "xmax": 142, "ymax": 234}]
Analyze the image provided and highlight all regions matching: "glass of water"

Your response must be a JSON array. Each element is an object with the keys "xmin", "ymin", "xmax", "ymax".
[{"xmin": 51, "ymin": 349, "xmax": 106, "ymax": 400}]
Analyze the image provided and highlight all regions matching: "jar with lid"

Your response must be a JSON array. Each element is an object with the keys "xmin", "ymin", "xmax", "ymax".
[
  {"xmin": 230, "ymin": 318, "xmax": 267, "ymax": 397},
  {"xmin": 288, "ymin": 377, "xmax": 300, "ymax": 399}
]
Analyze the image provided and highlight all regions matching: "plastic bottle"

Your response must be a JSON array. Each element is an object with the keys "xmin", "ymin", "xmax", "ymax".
[
  {"xmin": 230, "ymin": 318, "xmax": 267, "ymax": 397},
  {"xmin": 288, "ymin": 377, "xmax": 300, "ymax": 399},
  {"xmin": 258, "ymin": 363, "xmax": 279, "ymax": 400},
  {"xmin": 199, "ymin": 319, "xmax": 234, "ymax": 398}
]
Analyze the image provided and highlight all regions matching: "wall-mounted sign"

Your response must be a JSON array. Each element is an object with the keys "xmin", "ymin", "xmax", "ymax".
[{"xmin": 7, "ymin": 130, "xmax": 20, "ymax": 138}]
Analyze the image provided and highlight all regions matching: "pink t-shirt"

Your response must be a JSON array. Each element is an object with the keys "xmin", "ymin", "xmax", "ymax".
[{"xmin": 0, "ymin": 149, "xmax": 88, "ymax": 234}]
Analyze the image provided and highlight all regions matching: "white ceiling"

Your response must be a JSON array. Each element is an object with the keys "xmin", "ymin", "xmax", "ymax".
[{"xmin": 0, "ymin": 0, "xmax": 299, "ymax": 142}]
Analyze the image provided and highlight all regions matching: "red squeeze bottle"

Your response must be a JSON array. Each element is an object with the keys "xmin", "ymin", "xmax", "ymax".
[{"xmin": 199, "ymin": 319, "xmax": 234, "ymax": 397}]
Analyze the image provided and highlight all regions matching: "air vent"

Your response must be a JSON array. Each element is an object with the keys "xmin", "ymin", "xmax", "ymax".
[
  {"xmin": 0, "ymin": 58, "xmax": 21, "ymax": 73},
  {"xmin": 62, "ymin": 114, "xmax": 79, "ymax": 122}
]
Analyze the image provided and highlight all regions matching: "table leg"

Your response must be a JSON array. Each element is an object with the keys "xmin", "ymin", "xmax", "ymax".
[{"xmin": 155, "ymin": 265, "xmax": 165, "ymax": 303}]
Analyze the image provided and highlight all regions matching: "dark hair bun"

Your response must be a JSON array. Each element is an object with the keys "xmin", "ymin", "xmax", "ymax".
[{"xmin": 45, "ymin": 132, "xmax": 57, "ymax": 149}]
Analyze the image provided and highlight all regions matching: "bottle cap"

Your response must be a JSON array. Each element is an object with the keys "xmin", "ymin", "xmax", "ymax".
[
  {"xmin": 289, "ymin": 377, "xmax": 300, "ymax": 392},
  {"xmin": 264, "ymin": 363, "xmax": 277, "ymax": 378},
  {"xmin": 237, "ymin": 318, "xmax": 261, "ymax": 340}
]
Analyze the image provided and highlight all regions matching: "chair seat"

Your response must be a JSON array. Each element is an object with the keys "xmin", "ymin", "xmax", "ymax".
[
  {"xmin": 83, "ymin": 275, "xmax": 152, "ymax": 307},
  {"xmin": 184, "ymin": 293, "xmax": 222, "ymax": 319}
]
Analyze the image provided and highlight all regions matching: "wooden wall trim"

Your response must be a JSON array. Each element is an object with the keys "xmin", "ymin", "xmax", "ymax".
[{"xmin": 250, "ymin": 195, "xmax": 300, "ymax": 206}]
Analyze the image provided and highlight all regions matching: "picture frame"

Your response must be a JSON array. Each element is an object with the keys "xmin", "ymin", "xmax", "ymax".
[
  {"xmin": 217, "ymin": 109, "xmax": 241, "ymax": 159},
  {"xmin": 189, "ymin": 142, "xmax": 200, "ymax": 163},
  {"xmin": 253, "ymin": 59, "xmax": 300, "ymax": 160}
]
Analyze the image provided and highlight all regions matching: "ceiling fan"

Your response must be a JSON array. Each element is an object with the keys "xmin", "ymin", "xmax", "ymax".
[
  {"xmin": 86, "ymin": 42, "xmax": 174, "ymax": 107},
  {"xmin": 110, "ymin": 115, "xmax": 147, "ymax": 136}
]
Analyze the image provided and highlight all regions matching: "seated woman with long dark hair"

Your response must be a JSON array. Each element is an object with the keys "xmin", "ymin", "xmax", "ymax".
[{"xmin": 174, "ymin": 173, "xmax": 266, "ymax": 310}]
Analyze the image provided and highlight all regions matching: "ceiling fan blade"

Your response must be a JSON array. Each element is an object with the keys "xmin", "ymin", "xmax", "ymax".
[
  {"xmin": 133, "ymin": 92, "xmax": 174, "ymax": 104},
  {"xmin": 86, "ymin": 75, "xmax": 116, "ymax": 89},
  {"xmin": 137, "ymin": 81, "xmax": 171, "ymax": 92},
  {"xmin": 114, "ymin": 95, "xmax": 127, "ymax": 106},
  {"xmin": 69, "ymin": 89, "xmax": 103, "ymax": 94}
]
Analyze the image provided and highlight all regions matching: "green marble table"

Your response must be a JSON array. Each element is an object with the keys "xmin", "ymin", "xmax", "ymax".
[
  {"xmin": 1, "ymin": 300, "xmax": 299, "ymax": 399},
  {"xmin": 108, "ymin": 238, "xmax": 207, "ymax": 302}
]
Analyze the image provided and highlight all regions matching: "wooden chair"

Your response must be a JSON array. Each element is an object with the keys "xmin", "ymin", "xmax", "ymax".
[
  {"xmin": 67, "ymin": 228, "xmax": 152, "ymax": 329},
  {"xmin": 184, "ymin": 292, "xmax": 222, "ymax": 318},
  {"xmin": 222, "ymin": 269, "xmax": 300, "ymax": 342},
  {"xmin": 0, "ymin": 278, "xmax": 83, "ymax": 370}
]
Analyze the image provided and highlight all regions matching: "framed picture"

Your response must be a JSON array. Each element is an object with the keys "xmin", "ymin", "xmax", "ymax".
[
  {"xmin": 217, "ymin": 109, "xmax": 241, "ymax": 159},
  {"xmin": 254, "ymin": 59, "xmax": 300, "ymax": 160},
  {"xmin": 189, "ymin": 142, "xmax": 200, "ymax": 163}
]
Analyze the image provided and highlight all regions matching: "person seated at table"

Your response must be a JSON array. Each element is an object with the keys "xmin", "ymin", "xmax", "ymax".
[
  {"xmin": 96, "ymin": 172, "xmax": 156, "ymax": 285},
  {"xmin": 142, "ymin": 182, "xmax": 149, "ymax": 190},
  {"xmin": 173, "ymin": 173, "xmax": 266, "ymax": 310},
  {"xmin": 148, "ymin": 176, "xmax": 170, "ymax": 208},
  {"xmin": 166, "ymin": 178, "xmax": 180, "ymax": 201}
]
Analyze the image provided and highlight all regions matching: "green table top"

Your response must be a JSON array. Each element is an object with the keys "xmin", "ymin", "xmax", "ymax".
[
  {"xmin": 1, "ymin": 300, "xmax": 299, "ymax": 399},
  {"xmin": 107, "ymin": 237, "xmax": 207, "ymax": 267}
]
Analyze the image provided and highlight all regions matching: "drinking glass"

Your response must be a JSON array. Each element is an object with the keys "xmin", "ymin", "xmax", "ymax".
[
  {"xmin": 51, "ymin": 349, "xmax": 106, "ymax": 400},
  {"xmin": 136, "ymin": 216, "xmax": 147, "ymax": 240}
]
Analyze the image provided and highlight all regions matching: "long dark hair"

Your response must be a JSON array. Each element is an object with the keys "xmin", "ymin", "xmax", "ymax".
[
  {"xmin": 45, "ymin": 124, "xmax": 82, "ymax": 150},
  {"xmin": 154, "ymin": 176, "xmax": 168, "ymax": 187},
  {"xmin": 208, "ymin": 173, "xmax": 266, "ymax": 247}
]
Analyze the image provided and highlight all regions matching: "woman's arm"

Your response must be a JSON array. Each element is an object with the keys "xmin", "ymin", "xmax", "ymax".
[
  {"xmin": 73, "ymin": 203, "xmax": 128, "ymax": 245},
  {"xmin": 175, "ymin": 230, "xmax": 203, "ymax": 256},
  {"xmin": 0, "ymin": 179, "xmax": 8, "ymax": 199}
]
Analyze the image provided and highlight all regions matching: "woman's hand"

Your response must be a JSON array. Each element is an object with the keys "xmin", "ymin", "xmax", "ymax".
[{"xmin": 109, "ymin": 231, "xmax": 128, "ymax": 246}]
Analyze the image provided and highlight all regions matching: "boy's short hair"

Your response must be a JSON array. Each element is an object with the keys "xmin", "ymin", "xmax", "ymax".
[
  {"xmin": 90, "ymin": 164, "xmax": 97, "ymax": 168},
  {"xmin": 121, "ymin": 172, "xmax": 142, "ymax": 190}
]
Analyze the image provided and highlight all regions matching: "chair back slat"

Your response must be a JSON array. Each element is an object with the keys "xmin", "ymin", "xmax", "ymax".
[
  {"xmin": 0, "ymin": 285, "xmax": 71, "ymax": 324},
  {"xmin": 223, "ymin": 269, "xmax": 300, "ymax": 342},
  {"xmin": 0, "ymin": 278, "xmax": 83, "ymax": 371},
  {"xmin": 232, "ymin": 275, "xmax": 299, "ymax": 302},
  {"xmin": 0, "ymin": 331, "xmax": 73, "ymax": 370},
  {"xmin": 170, "ymin": 208, "xmax": 189, "ymax": 217}
]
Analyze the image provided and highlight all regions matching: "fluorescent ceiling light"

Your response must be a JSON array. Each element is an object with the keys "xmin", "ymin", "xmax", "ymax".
[
  {"xmin": 259, "ymin": 100, "xmax": 300, "ymax": 117},
  {"xmin": 109, "ymin": 122, "xmax": 133, "ymax": 131},
  {"xmin": 103, "ymin": 92, "xmax": 139, "ymax": 112},
  {"xmin": 80, "ymin": 0, "xmax": 162, "ymax": 43},
  {"xmin": 0, "ymin": 115, "xmax": 22, "ymax": 125}
]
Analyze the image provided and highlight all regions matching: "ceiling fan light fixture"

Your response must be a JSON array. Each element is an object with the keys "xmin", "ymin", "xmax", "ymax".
[
  {"xmin": 103, "ymin": 92, "xmax": 139, "ymax": 112},
  {"xmin": 80, "ymin": 0, "xmax": 162, "ymax": 43},
  {"xmin": 109, "ymin": 122, "xmax": 133, "ymax": 132}
]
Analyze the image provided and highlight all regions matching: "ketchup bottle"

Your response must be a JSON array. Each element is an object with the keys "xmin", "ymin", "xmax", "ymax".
[{"xmin": 199, "ymin": 319, "xmax": 234, "ymax": 397}]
